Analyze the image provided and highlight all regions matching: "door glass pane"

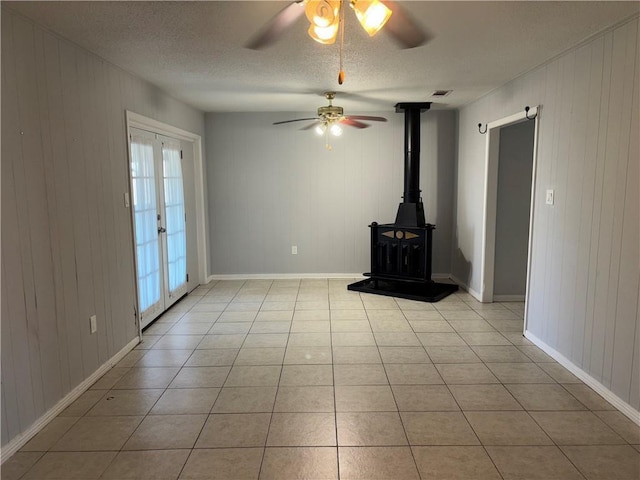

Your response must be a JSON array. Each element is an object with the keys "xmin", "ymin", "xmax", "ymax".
[
  {"xmin": 130, "ymin": 136, "xmax": 161, "ymax": 313},
  {"xmin": 162, "ymin": 141, "xmax": 187, "ymax": 295}
]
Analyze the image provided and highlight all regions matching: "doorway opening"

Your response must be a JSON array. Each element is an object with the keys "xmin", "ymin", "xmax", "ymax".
[
  {"xmin": 129, "ymin": 128, "xmax": 189, "ymax": 327},
  {"xmin": 126, "ymin": 112, "xmax": 207, "ymax": 331},
  {"xmin": 480, "ymin": 107, "xmax": 539, "ymax": 327}
]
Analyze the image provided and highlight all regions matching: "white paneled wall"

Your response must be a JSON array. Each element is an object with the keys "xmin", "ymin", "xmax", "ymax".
[
  {"xmin": 455, "ymin": 17, "xmax": 639, "ymax": 410},
  {"xmin": 1, "ymin": 8, "xmax": 204, "ymax": 449},
  {"xmin": 205, "ymin": 110, "xmax": 457, "ymax": 276}
]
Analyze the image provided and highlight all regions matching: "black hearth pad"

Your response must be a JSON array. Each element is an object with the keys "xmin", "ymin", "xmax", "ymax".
[{"xmin": 348, "ymin": 278, "xmax": 458, "ymax": 303}]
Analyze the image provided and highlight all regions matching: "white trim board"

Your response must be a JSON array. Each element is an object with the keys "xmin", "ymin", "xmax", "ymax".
[
  {"xmin": 208, "ymin": 273, "xmax": 367, "ymax": 281},
  {"xmin": 0, "ymin": 337, "xmax": 140, "ymax": 464},
  {"xmin": 207, "ymin": 273, "xmax": 455, "ymax": 282},
  {"xmin": 525, "ymin": 330, "xmax": 640, "ymax": 427},
  {"xmin": 480, "ymin": 106, "xmax": 539, "ymax": 308},
  {"xmin": 450, "ymin": 274, "xmax": 482, "ymax": 302}
]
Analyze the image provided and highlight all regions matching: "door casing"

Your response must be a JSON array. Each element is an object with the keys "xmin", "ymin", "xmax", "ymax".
[{"xmin": 479, "ymin": 106, "xmax": 540, "ymax": 333}]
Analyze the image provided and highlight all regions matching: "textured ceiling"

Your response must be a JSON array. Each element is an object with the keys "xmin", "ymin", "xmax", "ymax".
[{"xmin": 5, "ymin": 1, "xmax": 639, "ymax": 113}]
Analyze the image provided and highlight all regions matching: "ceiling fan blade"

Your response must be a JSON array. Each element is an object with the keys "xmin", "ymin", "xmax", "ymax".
[
  {"xmin": 383, "ymin": 1, "xmax": 431, "ymax": 49},
  {"xmin": 273, "ymin": 117, "xmax": 320, "ymax": 125},
  {"xmin": 245, "ymin": 1, "xmax": 306, "ymax": 50},
  {"xmin": 340, "ymin": 118, "xmax": 370, "ymax": 129},
  {"xmin": 300, "ymin": 121, "xmax": 322, "ymax": 131},
  {"xmin": 346, "ymin": 115, "xmax": 388, "ymax": 122}
]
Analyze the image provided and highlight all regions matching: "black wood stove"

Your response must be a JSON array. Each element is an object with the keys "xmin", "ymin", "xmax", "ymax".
[{"xmin": 348, "ymin": 102, "xmax": 458, "ymax": 302}]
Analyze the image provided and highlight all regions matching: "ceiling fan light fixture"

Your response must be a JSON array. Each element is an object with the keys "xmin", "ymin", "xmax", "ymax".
[
  {"xmin": 305, "ymin": 0, "xmax": 340, "ymax": 26},
  {"xmin": 306, "ymin": 0, "xmax": 341, "ymax": 43},
  {"xmin": 330, "ymin": 123, "xmax": 343, "ymax": 136},
  {"xmin": 315, "ymin": 123, "xmax": 327, "ymax": 135},
  {"xmin": 351, "ymin": 0, "xmax": 392, "ymax": 37},
  {"xmin": 308, "ymin": 22, "xmax": 339, "ymax": 44}
]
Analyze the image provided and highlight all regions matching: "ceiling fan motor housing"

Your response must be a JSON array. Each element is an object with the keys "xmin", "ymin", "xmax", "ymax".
[{"xmin": 317, "ymin": 105, "xmax": 344, "ymax": 120}]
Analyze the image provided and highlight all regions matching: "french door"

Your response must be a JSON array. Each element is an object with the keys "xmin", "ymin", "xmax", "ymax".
[{"xmin": 129, "ymin": 128, "xmax": 188, "ymax": 328}]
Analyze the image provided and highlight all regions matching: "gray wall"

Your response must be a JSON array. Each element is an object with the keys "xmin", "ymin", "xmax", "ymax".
[
  {"xmin": 494, "ymin": 121, "xmax": 535, "ymax": 296},
  {"xmin": 205, "ymin": 110, "xmax": 457, "ymax": 276},
  {"xmin": 1, "ymin": 8, "xmax": 205, "ymax": 448},
  {"xmin": 454, "ymin": 17, "xmax": 639, "ymax": 409}
]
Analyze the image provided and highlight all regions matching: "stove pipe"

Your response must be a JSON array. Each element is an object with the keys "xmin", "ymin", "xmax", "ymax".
[{"xmin": 394, "ymin": 102, "xmax": 431, "ymax": 228}]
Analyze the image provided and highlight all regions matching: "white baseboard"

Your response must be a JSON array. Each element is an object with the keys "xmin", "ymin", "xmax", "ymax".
[
  {"xmin": 524, "ymin": 330, "xmax": 640, "ymax": 427},
  {"xmin": 450, "ymin": 274, "xmax": 482, "ymax": 301},
  {"xmin": 207, "ymin": 273, "xmax": 368, "ymax": 282},
  {"xmin": 450, "ymin": 275, "xmax": 522, "ymax": 303},
  {"xmin": 0, "ymin": 336, "xmax": 140, "ymax": 464},
  {"xmin": 208, "ymin": 273, "xmax": 455, "ymax": 283},
  {"xmin": 493, "ymin": 294, "xmax": 525, "ymax": 302}
]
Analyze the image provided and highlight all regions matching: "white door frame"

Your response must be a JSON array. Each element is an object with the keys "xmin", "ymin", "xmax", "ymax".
[
  {"xmin": 125, "ymin": 111, "xmax": 208, "ymax": 330},
  {"xmin": 479, "ymin": 106, "xmax": 540, "ymax": 329}
]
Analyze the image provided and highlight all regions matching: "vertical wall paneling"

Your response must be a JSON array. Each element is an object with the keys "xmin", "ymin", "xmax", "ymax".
[
  {"xmin": 61, "ymin": 43, "xmax": 99, "ymax": 379},
  {"xmin": 557, "ymin": 44, "xmax": 590, "ymax": 356},
  {"xmin": 27, "ymin": 22, "xmax": 66, "ymax": 411},
  {"xmin": 611, "ymin": 22, "xmax": 639, "ymax": 401},
  {"xmin": 603, "ymin": 21, "xmax": 638, "ymax": 393},
  {"xmin": 629, "ymin": 19, "xmax": 640, "ymax": 409},
  {"xmin": 1, "ymin": 269, "xmax": 21, "ymax": 442},
  {"xmin": 572, "ymin": 36, "xmax": 604, "ymax": 364},
  {"xmin": 12, "ymin": 15, "xmax": 48, "ymax": 418},
  {"xmin": 34, "ymin": 27, "xmax": 70, "ymax": 402},
  {"xmin": 526, "ymin": 61, "xmax": 557, "ymax": 341},
  {"xmin": 593, "ymin": 26, "xmax": 625, "ymax": 384},
  {"xmin": 42, "ymin": 31, "xmax": 85, "ymax": 390},
  {"xmin": 0, "ymin": 20, "xmax": 20, "ymax": 444},
  {"xmin": 107, "ymin": 66, "xmax": 134, "ymax": 348},
  {"xmin": 630, "ymin": 301, "xmax": 640, "ymax": 408},
  {"xmin": 455, "ymin": 17, "xmax": 640, "ymax": 411},
  {"xmin": 583, "ymin": 31, "xmax": 612, "ymax": 377},
  {"xmin": 2, "ymin": 13, "xmax": 39, "ymax": 430},
  {"xmin": 77, "ymin": 48, "xmax": 105, "ymax": 368},
  {"xmin": 89, "ymin": 50, "xmax": 111, "ymax": 364},
  {"xmin": 1, "ymin": 7, "xmax": 205, "ymax": 451},
  {"xmin": 91, "ymin": 56, "xmax": 113, "ymax": 365},
  {"xmin": 548, "ymin": 51, "xmax": 576, "ymax": 350},
  {"xmin": 1, "ymin": 388, "xmax": 9, "ymax": 446}
]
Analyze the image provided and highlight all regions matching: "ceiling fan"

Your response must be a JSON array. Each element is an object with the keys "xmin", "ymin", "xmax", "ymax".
[
  {"xmin": 273, "ymin": 91, "xmax": 387, "ymax": 149},
  {"xmin": 247, "ymin": 0, "xmax": 430, "ymax": 84}
]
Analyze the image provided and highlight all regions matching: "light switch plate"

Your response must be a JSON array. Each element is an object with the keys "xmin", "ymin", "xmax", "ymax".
[
  {"xmin": 291, "ymin": 246, "xmax": 298, "ymax": 255},
  {"xmin": 546, "ymin": 189, "xmax": 554, "ymax": 205},
  {"xmin": 90, "ymin": 315, "xmax": 97, "ymax": 334}
]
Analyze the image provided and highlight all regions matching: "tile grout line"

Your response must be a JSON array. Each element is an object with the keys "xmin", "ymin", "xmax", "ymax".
[
  {"xmin": 330, "ymin": 286, "xmax": 340, "ymax": 480},
  {"xmin": 171, "ymin": 279, "xmax": 241, "ymax": 479},
  {"xmin": 381, "ymin": 297, "xmax": 424, "ymax": 479},
  {"xmin": 256, "ymin": 278, "xmax": 299, "ymax": 480},
  {"xmin": 177, "ymin": 279, "xmax": 248, "ymax": 478}
]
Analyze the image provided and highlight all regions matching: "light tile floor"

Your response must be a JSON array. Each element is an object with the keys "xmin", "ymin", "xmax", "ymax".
[{"xmin": 4, "ymin": 279, "xmax": 640, "ymax": 479}]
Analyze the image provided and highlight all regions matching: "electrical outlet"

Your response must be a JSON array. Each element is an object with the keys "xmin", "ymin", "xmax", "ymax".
[
  {"xmin": 90, "ymin": 315, "xmax": 97, "ymax": 334},
  {"xmin": 291, "ymin": 245, "xmax": 298, "ymax": 255},
  {"xmin": 546, "ymin": 189, "xmax": 554, "ymax": 205}
]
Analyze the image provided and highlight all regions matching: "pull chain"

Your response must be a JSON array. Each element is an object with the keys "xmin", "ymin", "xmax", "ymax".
[{"xmin": 338, "ymin": 0, "xmax": 345, "ymax": 84}]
